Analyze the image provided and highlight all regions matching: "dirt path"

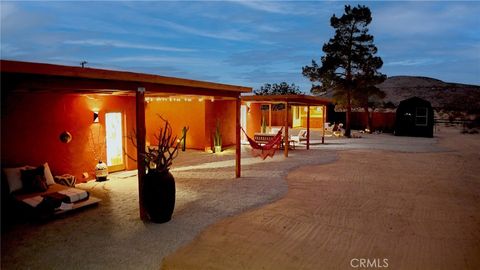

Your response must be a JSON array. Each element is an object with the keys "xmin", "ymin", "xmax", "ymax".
[{"xmin": 162, "ymin": 131, "xmax": 480, "ymax": 270}]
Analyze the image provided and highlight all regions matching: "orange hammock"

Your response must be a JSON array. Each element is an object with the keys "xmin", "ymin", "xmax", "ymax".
[{"xmin": 241, "ymin": 127, "xmax": 283, "ymax": 160}]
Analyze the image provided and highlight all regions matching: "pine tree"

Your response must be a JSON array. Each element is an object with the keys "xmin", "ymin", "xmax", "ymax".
[
  {"xmin": 302, "ymin": 5, "xmax": 385, "ymax": 137},
  {"xmin": 254, "ymin": 82, "xmax": 301, "ymax": 95}
]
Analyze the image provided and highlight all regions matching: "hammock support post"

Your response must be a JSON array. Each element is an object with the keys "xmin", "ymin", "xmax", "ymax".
[
  {"xmin": 307, "ymin": 105, "xmax": 310, "ymax": 150},
  {"xmin": 284, "ymin": 102, "xmax": 289, "ymax": 157},
  {"xmin": 322, "ymin": 105, "xmax": 326, "ymax": 144},
  {"xmin": 268, "ymin": 104, "xmax": 272, "ymax": 131},
  {"xmin": 236, "ymin": 97, "xmax": 241, "ymax": 178},
  {"xmin": 136, "ymin": 87, "xmax": 147, "ymax": 221}
]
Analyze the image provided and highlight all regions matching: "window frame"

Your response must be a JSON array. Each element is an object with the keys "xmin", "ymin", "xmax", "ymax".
[{"xmin": 415, "ymin": 107, "xmax": 428, "ymax": 126}]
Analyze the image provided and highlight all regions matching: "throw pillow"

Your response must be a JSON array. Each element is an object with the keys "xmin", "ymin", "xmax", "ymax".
[
  {"xmin": 43, "ymin": 162, "xmax": 55, "ymax": 185},
  {"xmin": 3, "ymin": 166, "xmax": 34, "ymax": 193},
  {"xmin": 21, "ymin": 166, "xmax": 48, "ymax": 193}
]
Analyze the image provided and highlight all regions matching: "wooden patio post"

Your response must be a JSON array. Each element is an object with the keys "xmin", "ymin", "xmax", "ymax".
[
  {"xmin": 235, "ymin": 97, "xmax": 241, "ymax": 178},
  {"xmin": 136, "ymin": 87, "xmax": 147, "ymax": 220},
  {"xmin": 322, "ymin": 105, "xmax": 326, "ymax": 144},
  {"xmin": 306, "ymin": 105, "xmax": 310, "ymax": 150},
  {"xmin": 268, "ymin": 104, "xmax": 272, "ymax": 131},
  {"xmin": 284, "ymin": 102, "xmax": 289, "ymax": 157}
]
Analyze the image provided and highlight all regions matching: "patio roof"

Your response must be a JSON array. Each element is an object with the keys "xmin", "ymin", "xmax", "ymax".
[
  {"xmin": 242, "ymin": 94, "xmax": 332, "ymax": 158},
  {"xmin": 1, "ymin": 59, "xmax": 249, "ymax": 220},
  {"xmin": 241, "ymin": 94, "xmax": 331, "ymax": 106},
  {"xmin": 1, "ymin": 60, "xmax": 251, "ymax": 97}
]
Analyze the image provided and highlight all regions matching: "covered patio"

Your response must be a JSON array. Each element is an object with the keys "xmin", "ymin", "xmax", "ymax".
[
  {"xmin": 1, "ymin": 60, "xmax": 251, "ymax": 220},
  {"xmin": 241, "ymin": 94, "xmax": 332, "ymax": 157}
]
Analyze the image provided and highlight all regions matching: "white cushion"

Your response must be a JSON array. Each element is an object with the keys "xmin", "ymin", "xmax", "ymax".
[
  {"xmin": 43, "ymin": 162, "xmax": 55, "ymax": 185},
  {"xmin": 3, "ymin": 166, "xmax": 30, "ymax": 193}
]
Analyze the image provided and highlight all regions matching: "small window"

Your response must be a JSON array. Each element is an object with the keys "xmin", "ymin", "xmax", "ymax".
[{"xmin": 415, "ymin": 107, "xmax": 428, "ymax": 126}]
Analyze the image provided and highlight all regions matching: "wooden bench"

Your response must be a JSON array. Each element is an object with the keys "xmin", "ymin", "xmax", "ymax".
[
  {"xmin": 254, "ymin": 133, "xmax": 276, "ymax": 145},
  {"xmin": 254, "ymin": 133, "xmax": 295, "ymax": 150}
]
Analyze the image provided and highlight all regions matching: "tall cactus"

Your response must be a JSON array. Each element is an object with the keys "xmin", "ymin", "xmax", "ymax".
[{"xmin": 181, "ymin": 126, "xmax": 188, "ymax": 151}]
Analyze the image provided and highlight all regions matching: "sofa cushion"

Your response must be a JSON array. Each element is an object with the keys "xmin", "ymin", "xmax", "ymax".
[{"xmin": 21, "ymin": 166, "xmax": 49, "ymax": 193}]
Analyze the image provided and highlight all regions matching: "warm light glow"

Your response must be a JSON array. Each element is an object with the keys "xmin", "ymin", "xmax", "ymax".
[
  {"xmin": 144, "ymin": 96, "xmax": 198, "ymax": 102},
  {"xmin": 105, "ymin": 112, "xmax": 124, "ymax": 167},
  {"xmin": 84, "ymin": 95, "xmax": 102, "ymax": 111}
]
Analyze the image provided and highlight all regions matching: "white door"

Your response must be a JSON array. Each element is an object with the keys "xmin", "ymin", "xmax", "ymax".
[
  {"xmin": 241, "ymin": 105, "xmax": 247, "ymax": 142},
  {"xmin": 105, "ymin": 112, "xmax": 125, "ymax": 172},
  {"xmin": 292, "ymin": 106, "xmax": 302, "ymax": 127}
]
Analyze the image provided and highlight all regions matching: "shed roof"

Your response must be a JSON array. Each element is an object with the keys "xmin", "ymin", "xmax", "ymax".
[
  {"xmin": 1, "ymin": 60, "xmax": 251, "ymax": 97},
  {"xmin": 241, "ymin": 94, "xmax": 331, "ymax": 106}
]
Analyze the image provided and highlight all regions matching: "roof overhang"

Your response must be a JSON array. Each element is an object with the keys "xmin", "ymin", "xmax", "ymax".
[
  {"xmin": 1, "ymin": 60, "xmax": 252, "ymax": 98},
  {"xmin": 241, "ymin": 94, "xmax": 331, "ymax": 106}
]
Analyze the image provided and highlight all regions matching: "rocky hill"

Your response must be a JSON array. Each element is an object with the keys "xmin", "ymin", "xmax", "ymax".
[{"xmin": 377, "ymin": 76, "xmax": 480, "ymax": 112}]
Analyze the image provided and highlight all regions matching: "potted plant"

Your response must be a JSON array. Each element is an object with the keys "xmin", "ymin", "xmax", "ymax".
[
  {"xmin": 213, "ymin": 120, "xmax": 222, "ymax": 153},
  {"xmin": 130, "ymin": 117, "xmax": 188, "ymax": 223}
]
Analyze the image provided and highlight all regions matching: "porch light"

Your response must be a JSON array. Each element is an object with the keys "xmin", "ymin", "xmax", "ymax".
[{"xmin": 93, "ymin": 111, "xmax": 99, "ymax": 123}]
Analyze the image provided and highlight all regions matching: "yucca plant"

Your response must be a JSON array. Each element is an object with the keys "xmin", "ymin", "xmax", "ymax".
[
  {"xmin": 128, "ymin": 116, "xmax": 188, "ymax": 173},
  {"xmin": 213, "ymin": 120, "xmax": 222, "ymax": 153},
  {"xmin": 261, "ymin": 114, "xmax": 267, "ymax": 133}
]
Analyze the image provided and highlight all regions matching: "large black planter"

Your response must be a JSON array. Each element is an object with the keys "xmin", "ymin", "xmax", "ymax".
[{"xmin": 143, "ymin": 170, "xmax": 176, "ymax": 223}]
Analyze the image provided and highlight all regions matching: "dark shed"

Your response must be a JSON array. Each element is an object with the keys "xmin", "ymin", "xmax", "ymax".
[{"xmin": 395, "ymin": 97, "xmax": 434, "ymax": 137}]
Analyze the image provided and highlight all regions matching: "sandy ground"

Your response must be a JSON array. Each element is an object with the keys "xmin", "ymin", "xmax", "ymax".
[
  {"xmin": 162, "ymin": 128, "xmax": 480, "ymax": 270},
  {"xmin": 1, "ymin": 138, "xmax": 337, "ymax": 269},
  {"xmin": 2, "ymin": 127, "xmax": 479, "ymax": 269}
]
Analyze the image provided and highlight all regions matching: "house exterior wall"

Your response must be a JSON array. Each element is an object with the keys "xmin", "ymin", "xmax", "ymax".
[
  {"xmin": 145, "ymin": 99, "xmax": 206, "ymax": 150},
  {"xmin": 1, "ymin": 93, "xmax": 137, "ymax": 182},
  {"xmin": 2, "ymin": 93, "xmax": 239, "ymax": 182},
  {"xmin": 248, "ymin": 105, "xmax": 327, "ymax": 131},
  {"xmin": 205, "ymin": 100, "xmax": 236, "ymax": 151},
  {"xmin": 145, "ymin": 99, "xmax": 237, "ymax": 151},
  {"xmin": 270, "ymin": 108, "xmax": 292, "ymax": 127},
  {"xmin": 246, "ymin": 103, "xmax": 262, "ymax": 138}
]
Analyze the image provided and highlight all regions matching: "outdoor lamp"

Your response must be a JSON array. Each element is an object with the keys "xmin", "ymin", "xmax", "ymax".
[{"xmin": 93, "ymin": 111, "xmax": 99, "ymax": 123}]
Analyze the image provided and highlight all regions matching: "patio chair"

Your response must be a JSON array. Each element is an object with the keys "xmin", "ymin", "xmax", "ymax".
[{"xmin": 291, "ymin": 129, "xmax": 307, "ymax": 144}]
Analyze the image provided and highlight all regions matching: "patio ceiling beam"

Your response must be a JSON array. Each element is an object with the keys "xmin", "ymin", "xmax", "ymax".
[{"xmin": 241, "ymin": 94, "xmax": 331, "ymax": 106}]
